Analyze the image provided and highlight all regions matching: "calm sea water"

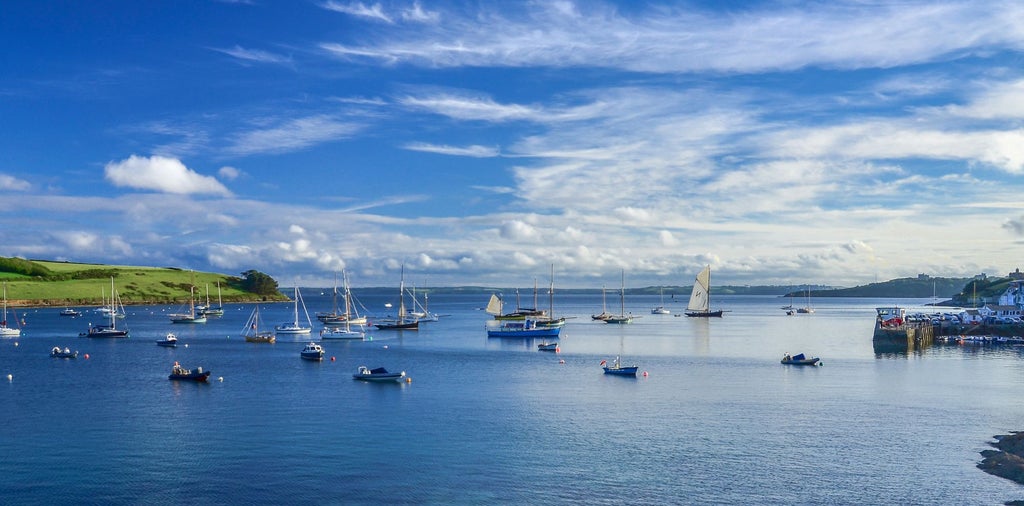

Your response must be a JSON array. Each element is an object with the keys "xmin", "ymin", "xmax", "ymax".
[{"xmin": 2, "ymin": 293, "xmax": 1023, "ymax": 505}]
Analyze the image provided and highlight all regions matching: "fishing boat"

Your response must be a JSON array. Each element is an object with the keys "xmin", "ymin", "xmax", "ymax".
[
  {"xmin": 601, "ymin": 356, "xmax": 639, "ymax": 376},
  {"xmin": 276, "ymin": 286, "xmax": 313, "ymax": 335},
  {"xmin": 50, "ymin": 346, "xmax": 78, "ymax": 358},
  {"xmin": 168, "ymin": 361, "xmax": 210, "ymax": 382},
  {"xmin": 486, "ymin": 319, "xmax": 561, "ymax": 338},
  {"xmin": 537, "ymin": 342, "xmax": 559, "ymax": 352},
  {"xmin": 300, "ymin": 342, "xmax": 324, "ymax": 361},
  {"xmin": 374, "ymin": 265, "xmax": 419, "ymax": 330},
  {"xmin": 169, "ymin": 284, "xmax": 207, "ymax": 324},
  {"xmin": 198, "ymin": 282, "xmax": 224, "ymax": 317},
  {"xmin": 604, "ymin": 270, "xmax": 633, "ymax": 324},
  {"xmin": 81, "ymin": 277, "xmax": 129, "ymax": 337},
  {"xmin": 651, "ymin": 287, "xmax": 671, "ymax": 314},
  {"xmin": 0, "ymin": 282, "xmax": 21, "ymax": 337},
  {"xmin": 156, "ymin": 333, "xmax": 178, "ymax": 347},
  {"xmin": 684, "ymin": 265, "xmax": 724, "ymax": 318},
  {"xmin": 242, "ymin": 305, "xmax": 276, "ymax": 343},
  {"xmin": 352, "ymin": 365, "xmax": 406, "ymax": 383},
  {"xmin": 781, "ymin": 353, "xmax": 821, "ymax": 366},
  {"xmin": 59, "ymin": 308, "xmax": 81, "ymax": 317}
]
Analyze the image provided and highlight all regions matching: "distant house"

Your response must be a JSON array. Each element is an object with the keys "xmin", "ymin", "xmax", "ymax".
[
  {"xmin": 961, "ymin": 309, "xmax": 984, "ymax": 324},
  {"xmin": 998, "ymin": 281, "xmax": 1024, "ymax": 307},
  {"xmin": 981, "ymin": 304, "xmax": 1021, "ymax": 321}
]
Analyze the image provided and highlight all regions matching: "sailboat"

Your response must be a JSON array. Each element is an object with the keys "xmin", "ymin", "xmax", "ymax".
[
  {"xmin": 199, "ymin": 282, "xmax": 224, "ymax": 317},
  {"xmin": 0, "ymin": 282, "xmax": 21, "ymax": 337},
  {"xmin": 535, "ymin": 266, "xmax": 566, "ymax": 328},
  {"xmin": 169, "ymin": 284, "xmax": 207, "ymax": 324},
  {"xmin": 374, "ymin": 265, "xmax": 418, "ymax": 330},
  {"xmin": 243, "ymin": 304, "xmax": 276, "ymax": 343},
  {"xmin": 684, "ymin": 265, "xmax": 723, "ymax": 318},
  {"xmin": 796, "ymin": 286, "xmax": 815, "ymax": 314},
  {"xmin": 406, "ymin": 283, "xmax": 439, "ymax": 322},
  {"xmin": 276, "ymin": 285, "xmax": 313, "ymax": 334},
  {"xmin": 651, "ymin": 286, "xmax": 671, "ymax": 315},
  {"xmin": 605, "ymin": 270, "xmax": 633, "ymax": 324},
  {"xmin": 82, "ymin": 277, "xmax": 129, "ymax": 337},
  {"xmin": 592, "ymin": 285, "xmax": 613, "ymax": 320},
  {"xmin": 321, "ymin": 271, "xmax": 366, "ymax": 340}
]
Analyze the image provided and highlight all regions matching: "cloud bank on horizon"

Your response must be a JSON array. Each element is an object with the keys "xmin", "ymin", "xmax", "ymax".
[{"xmin": 2, "ymin": 0, "xmax": 1024, "ymax": 288}]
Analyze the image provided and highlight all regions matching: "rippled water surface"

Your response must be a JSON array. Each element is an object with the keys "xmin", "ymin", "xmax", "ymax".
[{"xmin": 2, "ymin": 293, "xmax": 1022, "ymax": 504}]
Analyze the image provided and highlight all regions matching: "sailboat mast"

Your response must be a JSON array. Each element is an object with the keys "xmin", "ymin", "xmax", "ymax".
[
  {"xmin": 398, "ymin": 264, "xmax": 406, "ymax": 322},
  {"xmin": 548, "ymin": 265, "xmax": 554, "ymax": 317},
  {"xmin": 620, "ymin": 269, "xmax": 626, "ymax": 315}
]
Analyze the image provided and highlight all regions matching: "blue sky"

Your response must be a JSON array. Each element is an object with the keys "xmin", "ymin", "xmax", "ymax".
[{"xmin": 3, "ymin": 0, "xmax": 1024, "ymax": 288}]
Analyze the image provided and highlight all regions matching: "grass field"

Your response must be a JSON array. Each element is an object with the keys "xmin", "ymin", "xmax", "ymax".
[{"xmin": 0, "ymin": 261, "xmax": 287, "ymax": 306}]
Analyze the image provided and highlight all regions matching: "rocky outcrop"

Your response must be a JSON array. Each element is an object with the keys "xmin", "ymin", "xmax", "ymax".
[{"xmin": 980, "ymin": 432, "xmax": 1024, "ymax": 486}]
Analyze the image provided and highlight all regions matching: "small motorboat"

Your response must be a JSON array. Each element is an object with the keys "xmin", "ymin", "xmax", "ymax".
[
  {"xmin": 59, "ymin": 308, "xmax": 81, "ymax": 317},
  {"xmin": 537, "ymin": 342, "xmax": 559, "ymax": 352},
  {"xmin": 50, "ymin": 346, "xmax": 78, "ymax": 359},
  {"xmin": 602, "ymin": 356, "xmax": 639, "ymax": 376},
  {"xmin": 352, "ymin": 365, "xmax": 406, "ymax": 383},
  {"xmin": 156, "ymin": 333, "xmax": 178, "ymax": 347},
  {"xmin": 300, "ymin": 342, "xmax": 324, "ymax": 361},
  {"xmin": 168, "ymin": 361, "xmax": 210, "ymax": 382},
  {"xmin": 319, "ymin": 326, "xmax": 365, "ymax": 340},
  {"xmin": 781, "ymin": 353, "xmax": 821, "ymax": 366}
]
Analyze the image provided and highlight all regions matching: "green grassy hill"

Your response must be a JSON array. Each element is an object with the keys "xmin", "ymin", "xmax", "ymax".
[{"xmin": 0, "ymin": 258, "xmax": 287, "ymax": 306}]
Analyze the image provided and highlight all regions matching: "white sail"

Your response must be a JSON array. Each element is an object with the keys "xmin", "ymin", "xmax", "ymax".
[
  {"xmin": 687, "ymin": 265, "xmax": 711, "ymax": 312},
  {"xmin": 485, "ymin": 294, "xmax": 503, "ymax": 315}
]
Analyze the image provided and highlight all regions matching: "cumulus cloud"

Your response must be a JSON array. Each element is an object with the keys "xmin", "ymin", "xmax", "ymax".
[
  {"xmin": 104, "ymin": 155, "xmax": 232, "ymax": 196},
  {"xmin": 500, "ymin": 220, "xmax": 538, "ymax": 241},
  {"xmin": 0, "ymin": 174, "xmax": 31, "ymax": 191},
  {"xmin": 218, "ymin": 166, "xmax": 242, "ymax": 180}
]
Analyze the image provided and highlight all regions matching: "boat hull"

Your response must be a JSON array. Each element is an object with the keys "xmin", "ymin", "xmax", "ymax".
[
  {"xmin": 685, "ymin": 310, "xmax": 723, "ymax": 318},
  {"xmin": 374, "ymin": 321, "xmax": 419, "ymax": 330},
  {"xmin": 300, "ymin": 352, "xmax": 324, "ymax": 361},
  {"xmin": 487, "ymin": 327, "xmax": 561, "ymax": 338},
  {"xmin": 353, "ymin": 366, "xmax": 405, "ymax": 382},
  {"xmin": 169, "ymin": 371, "xmax": 210, "ymax": 382},
  {"xmin": 781, "ymin": 358, "xmax": 820, "ymax": 366},
  {"xmin": 156, "ymin": 341, "xmax": 177, "ymax": 347},
  {"xmin": 603, "ymin": 366, "xmax": 639, "ymax": 376}
]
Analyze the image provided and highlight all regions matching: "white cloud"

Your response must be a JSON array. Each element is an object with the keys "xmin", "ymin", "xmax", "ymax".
[
  {"xmin": 104, "ymin": 155, "xmax": 232, "ymax": 196},
  {"xmin": 318, "ymin": 2, "xmax": 1024, "ymax": 73},
  {"xmin": 226, "ymin": 115, "xmax": 362, "ymax": 156},
  {"xmin": 0, "ymin": 174, "xmax": 30, "ymax": 191},
  {"xmin": 500, "ymin": 220, "xmax": 538, "ymax": 241},
  {"xmin": 403, "ymin": 142, "xmax": 500, "ymax": 157},
  {"xmin": 218, "ymin": 166, "xmax": 241, "ymax": 180},
  {"xmin": 213, "ymin": 45, "xmax": 292, "ymax": 65},
  {"xmin": 321, "ymin": 1, "xmax": 393, "ymax": 23},
  {"xmin": 402, "ymin": 2, "xmax": 439, "ymax": 23}
]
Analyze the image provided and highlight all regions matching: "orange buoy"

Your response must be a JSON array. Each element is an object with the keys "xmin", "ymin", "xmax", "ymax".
[
  {"xmin": 84, "ymin": 354, "xmax": 90, "ymax": 359},
  {"xmin": 642, "ymin": 371, "xmax": 648, "ymax": 377},
  {"xmin": 331, "ymin": 356, "xmax": 336, "ymax": 361}
]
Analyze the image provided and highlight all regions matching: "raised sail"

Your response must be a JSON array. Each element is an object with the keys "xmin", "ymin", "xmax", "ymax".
[
  {"xmin": 485, "ymin": 294, "xmax": 503, "ymax": 316},
  {"xmin": 685, "ymin": 265, "xmax": 723, "ymax": 318}
]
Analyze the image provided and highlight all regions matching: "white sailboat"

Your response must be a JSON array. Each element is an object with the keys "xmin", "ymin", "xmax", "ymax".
[
  {"xmin": 82, "ymin": 277, "xmax": 129, "ymax": 337},
  {"xmin": 199, "ymin": 282, "xmax": 224, "ymax": 317},
  {"xmin": 321, "ymin": 271, "xmax": 366, "ymax": 340},
  {"xmin": 605, "ymin": 269, "xmax": 633, "ymax": 324},
  {"xmin": 276, "ymin": 285, "xmax": 313, "ymax": 334},
  {"xmin": 684, "ymin": 265, "xmax": 723, "ymax": 318},
  {"xmin": 796, "ymin": 286, "xmax": 814, "ymax": 314},
  {"xmin": 651, "ymin": 286, "xmax": 671, "ymax": 314},
  {"xmin": 592, "ymin": 285, "xmax": 612, "ymax": 320},
  {"xmin": 0, "ymin": 282, "xmax": 21, "ymax": 337},
  {"xmin": 169, "ymin": 284, "xmax": 207, "ymax": 324}
]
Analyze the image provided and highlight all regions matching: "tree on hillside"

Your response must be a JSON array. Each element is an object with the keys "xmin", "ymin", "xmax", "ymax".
[{"xmin": 240, "ymin": 270, "xmax": 279, "ymax": 296}]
